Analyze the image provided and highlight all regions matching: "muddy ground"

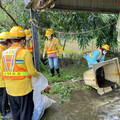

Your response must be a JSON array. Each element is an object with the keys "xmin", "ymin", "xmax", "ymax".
[{"xmin": 41, "ymin": 83, "xmax": 120, "ymax": 120}]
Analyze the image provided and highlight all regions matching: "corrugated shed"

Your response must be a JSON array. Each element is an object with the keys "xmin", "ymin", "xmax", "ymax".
[
  {"xmin": 54, "ymin": 0, "xmax": 120, "ymax": 13},
  {"xmin": 24, "ymin": 0, "xmax": 120, "ymax": 13}
]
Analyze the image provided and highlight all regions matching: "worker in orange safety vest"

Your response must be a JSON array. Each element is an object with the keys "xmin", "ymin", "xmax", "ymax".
[
  {"xmin": 84, "ymin": 44, "xmax": 110, "ymax": 68},
  {"xmin": 0, "ymin": 32, "xmax": 12, "ymax": 119},
  {"xmin": 43, "ymin": 29, "xmax": 65, "ymax": 77},
  {"xmin": 2, "ymin": 26, "xmax": 40, "ymax": 120},
  {"xmin": 24, "ymin": 29, "xmax": 33, "ymax": 55}
]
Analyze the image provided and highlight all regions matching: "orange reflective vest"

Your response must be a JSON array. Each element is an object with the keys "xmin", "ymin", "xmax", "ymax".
[
  {"xmin": 88, "ymin": 49, "xmax": 105, "ymax": 60},
  {"xmin": 25, "ymin": 39, "xmax": 33, "ymax": 53},
  {"xmin": 0, "ymin": 44, "xmax": 6, "ymax": 51},
  {"xmin": 2, "ymin": 47, "xmax": 31, "ymax": 80},
  {"xmin": 46, "ymin": 37, "xmax": 58, "ymax": 54}
]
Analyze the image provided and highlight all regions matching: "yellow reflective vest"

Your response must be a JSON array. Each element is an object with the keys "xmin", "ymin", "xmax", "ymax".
[
  {"xmin": 43, "ymin": 37, "xmax": 63, "ymax": 56},
  {"xmin": 2, "ymin": 43, "xmax": 40, "ymax": 96},
  {"xmin": 25, "ymin": 39, "xmax": 33, "ymax": 53},
  {"xmin": 0, "ymin": 44, "xmax": 6, "ymax": 87}
]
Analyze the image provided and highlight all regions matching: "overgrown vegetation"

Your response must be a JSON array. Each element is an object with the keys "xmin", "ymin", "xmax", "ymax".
[
  {"xmin": 0, "ymin": 0, "xmax": 120, "ymax": 106},
  {"xmin": 41, "ymin": 54, "xmax": 93, "ymax": 103},
  {"xmin": 0, "ymin": 0, "xmax": 29, "ymax": 30},
  {"xmin": 38, "ymin": 11, "xmax": 118, "ymax": 49},
  {"xmin": 0, "ymin": 0, "xmax": 119, "ymax": 50},
  {"xmin": 41, "ymin": 44, "xmax": 120, "ymax": 103}
]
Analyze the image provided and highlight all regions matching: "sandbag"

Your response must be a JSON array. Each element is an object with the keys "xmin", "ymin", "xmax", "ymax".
[{"xmin": 32, "ymin": 73, "xmax": 56, "ymax": 120}]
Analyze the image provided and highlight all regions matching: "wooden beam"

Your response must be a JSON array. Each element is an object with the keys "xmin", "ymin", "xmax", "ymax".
[
  {"xmin": 30, "ymin": 9, "xmax": 40, "ymax": 72},
  {"xmin": 24, "ymin": 0, "xmax": 33, "ymax": 8}
]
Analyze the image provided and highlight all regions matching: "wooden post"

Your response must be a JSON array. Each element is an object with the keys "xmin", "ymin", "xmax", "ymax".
[
  {"xmin": 30, "ymin": 9, "xmax": 40, "ymax": 72},
  {"xmin": 62, "ymin": 39, "xmax": 66, "ymax": 58},
  {"xmin": 63, "ymin": 39, "xmax": 67, "ymax": 51}
]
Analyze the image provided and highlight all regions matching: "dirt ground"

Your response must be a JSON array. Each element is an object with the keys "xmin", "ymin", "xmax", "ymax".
[
  {"xmin": 41, "ymin": 41, "xmax": 120, "ymax": 120},
  {"xmin": 41, "ymin": 83, "xmax": 120, "ymax": 120}
]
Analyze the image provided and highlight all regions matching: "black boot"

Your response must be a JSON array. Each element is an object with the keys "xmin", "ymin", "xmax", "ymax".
[
  {"xmin": 50, "ymin": 68, "xmax": 55, "ymax": 77},
  {"xmin": 56, "ymin": 68, "xmax": 60, "ymax": 77}
]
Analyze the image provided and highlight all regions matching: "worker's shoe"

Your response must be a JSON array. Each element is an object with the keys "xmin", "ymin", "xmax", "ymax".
[
  {"xmin": 1, "ymin": 112, "xmax": 12, "ymax": 119},
  {"xmin": 50, "ymin": 68, "xmax": 55, "ymax": 77},
  {"xmin": 56, "ymin": 68, "xmax": 60, "ymax": 77},
  {"xmin": 58, "ymin": 73, "xmax": 60, "ymax": 77}
]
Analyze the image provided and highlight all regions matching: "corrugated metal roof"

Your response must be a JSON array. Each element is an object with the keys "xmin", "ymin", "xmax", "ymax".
[
  {"xmin": 54, "ymin": 0, "xmax": 120, "ymax": 13},
  {"xmin": 24, "ymin": 0, "xmax": 120, "ymax": 13}
]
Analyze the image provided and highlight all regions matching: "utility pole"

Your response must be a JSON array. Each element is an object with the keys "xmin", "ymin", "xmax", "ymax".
[{"xmin": 30, "ymin": 9, "xmax": 40, "ymax": 72}]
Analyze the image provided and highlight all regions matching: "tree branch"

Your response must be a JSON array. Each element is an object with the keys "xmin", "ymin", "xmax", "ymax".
[{"xmin": 0, "ymin": 0, "xmax": 19, "ymax": 26}]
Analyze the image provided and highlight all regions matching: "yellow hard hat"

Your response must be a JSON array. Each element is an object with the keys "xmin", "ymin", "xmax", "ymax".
[
  {"xmin": 0, "ymin": 32, "xmax": 10, "ymax": 41},
  {"xmin": 9, "ymin": 26, "xmax": 26, "ymax": 39},
  {"xmin": 102, "ymin": 44, "xmax": 110, "ymax": 50},
  {"xmin": 45, "ymin": 29, "xmax": 54, "ymax": 36},
  {"xmin": 24, "ymin": 29, "xmax": 31, "ymax": 38}
]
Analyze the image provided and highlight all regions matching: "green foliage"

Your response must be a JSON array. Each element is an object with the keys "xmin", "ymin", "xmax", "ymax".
[
  {"xmin": 82, "ymin": 85, "xmax": 92, "ymax": 90},
  {"xmin": 0, "ymin": 0, "xmax": 30, "ymax": 31},
  {"xmin": 42, "ymin": 56, "xmax": 89, "ymax": 102},
  {"xmin": 42, "ymin": 55, "xmax": 88, "ymax": 83},
  {"xmin": 49, "ymin": 82, "xmax": 74, "ymax": 103},
  {"xmin": 0, "ymin": 0, "xmax": 118, "ymax": 49},
  {"xmin": 43, "ymin": 68, "xmax": 74, "ymax": 83},
  {"xmin": 40, "ymin": 62, "xmax": 46, "ymax": 72},
  {"xmin": 64, "ymin": 49, "xmax": 78, "ymax": 55},
  {"xmin": 38, "ymin": 11, "xmax": 118, "ymax": 49}
]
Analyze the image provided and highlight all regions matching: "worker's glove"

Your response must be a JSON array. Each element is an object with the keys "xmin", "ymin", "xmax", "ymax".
[
  {"xmin": 32, "ymin": 74, "xmax": 42, "ymax": 84},
  {"xmin": 62, "ymin": 52, "xmax": 66, "ymax": 57},
  {"xmin": 32, "ymin": 77, "xmax": 37, "ymax": 84},
  {"xmin": 43, "ymin": 53, "xmax": 45, "ymax": 59}
]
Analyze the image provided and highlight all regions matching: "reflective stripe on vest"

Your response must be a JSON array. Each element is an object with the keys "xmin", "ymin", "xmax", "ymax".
[
  {"xmin": 28, "ymin": 49, "xmax": 33, "ymax": 52},
  {"xmin": 88, "ymin": 49, "xmax": 105, "ymax": 60},
  {"xmin": 3, "ymin": 47, "xmax": 20, "ymax": 72},
  {"xmin": 47, "ymin": 50, "xmax": 57, "ymax": 54},
  {"xmin": 3, "ymin": 72, "xmax": 29, "ymax": 76},
  {"xmin": 25, "ymin": 40, "xmax": 33, "ymax": 53},
  {"xmin": 46, "ymin": 38, "xmax": 57, "ymax": 54},
  {"xmin": 2, "ymin": 47, "xmax": 31, "ymax": 80}
]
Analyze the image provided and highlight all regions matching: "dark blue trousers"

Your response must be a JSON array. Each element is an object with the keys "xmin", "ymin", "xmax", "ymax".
[
  {"xmin": 0, "ymin": 88, "xmax": 10, "ymax": 116},
  {"xmin": 8, "ymin": 91, "xmax": 34, "ymax": 120}
]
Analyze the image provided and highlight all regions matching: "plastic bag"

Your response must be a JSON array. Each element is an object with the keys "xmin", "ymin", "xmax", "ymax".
[{"xmin": 32, "ymin": 73, "xmax": 56, "ymax": 120}]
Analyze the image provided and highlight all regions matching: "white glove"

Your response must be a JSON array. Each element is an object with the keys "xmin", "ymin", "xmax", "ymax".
[
  {"xmin": 43, "ymin": 53, "xmax": 45, "ymax": 59},
  {"xmin": 62, "ymin": 53, "xmax": 66, "ymax": 57}
]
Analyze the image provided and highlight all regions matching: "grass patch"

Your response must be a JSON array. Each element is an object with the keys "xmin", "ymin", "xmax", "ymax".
[
  {"xmin": 41, "ymin": 55, "xmax": 89, "ymax": 103},
  {"xmin": 44, "ymin": 82, "xmax": 81, "ymax": 104},
  {"xmin": 42, "ymin": 51, "xmax": 120, "ymax": 103},
  {"xmin": 64, "ymin": 49, "xmax": 78, "ymax": 55},
  {"xmin": 42, "ymin": 68, "xmax": 75, "ymax": 83},
  {"xmin": 42, "ymin": 56, "xmax": 88, "ymax": 83},
  {"xmin": 81, "ymin": 85, "xmax": 92, "ymax": 90}
]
